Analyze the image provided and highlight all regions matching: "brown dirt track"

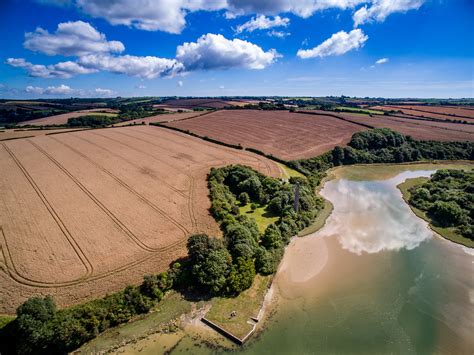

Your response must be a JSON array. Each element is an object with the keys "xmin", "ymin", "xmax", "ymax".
[
  {"xmin": 165, "ymin": 110, "xmax": 367, "ymax": 160},
  {"xmin": 0, "ymin": 126, "xmax": 280, "ymax": 313}
]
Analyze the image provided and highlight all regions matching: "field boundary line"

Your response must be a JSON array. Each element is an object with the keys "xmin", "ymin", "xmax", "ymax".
[{"xmin": 49, "ymin": 136, "xmax": 190, "ymax": 237}]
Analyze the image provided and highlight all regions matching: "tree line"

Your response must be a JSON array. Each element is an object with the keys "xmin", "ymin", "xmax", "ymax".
[{"xmin": 289, "ymin": 128, "xmax": 473, "ymax": 185}]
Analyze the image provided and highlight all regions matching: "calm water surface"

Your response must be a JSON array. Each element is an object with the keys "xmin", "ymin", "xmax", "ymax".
[{"xmin": 170, "ymin": 165, "xmax": 474, "ymax": 354}]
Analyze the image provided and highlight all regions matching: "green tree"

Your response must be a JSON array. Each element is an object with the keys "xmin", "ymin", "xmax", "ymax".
[
  {"xmin": 226, "ymin": 257, "xmax": 256, "ymax": 295},
  {"xmin": 429, "ymin": 201, "xmax": 465, "ymax": 227}
]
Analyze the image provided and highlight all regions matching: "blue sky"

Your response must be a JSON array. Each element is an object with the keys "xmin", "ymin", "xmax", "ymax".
[{"xmin": 0, "ymin": 0, "xmax": 473, "ymax": 98}]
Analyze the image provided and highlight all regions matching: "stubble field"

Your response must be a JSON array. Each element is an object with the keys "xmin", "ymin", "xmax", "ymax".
[
  {"xmin": 165, "ymin": 110, "xmax": 367, "ymax": 160},
  {"xmin": 370, "ymin": 105, "xmax": 474, "ymax": 122},
  {"xmin": 0, "ymin": 125, "xmax": 279, "ymax": 312}
]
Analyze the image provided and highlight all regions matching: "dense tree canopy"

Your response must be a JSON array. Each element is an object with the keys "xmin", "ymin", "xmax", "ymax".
[{"xmin": 409, "ymin": 169, "xmax": 473, "ymax": 240}]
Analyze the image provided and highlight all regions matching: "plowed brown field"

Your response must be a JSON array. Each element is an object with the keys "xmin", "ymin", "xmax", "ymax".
[
  {"xmin": 165, "ymin": 110, "xmax": 367, "ymax": 160},
  {"xmin": 114, "ymin": 111, "xmax": 209, "ymax": 126},
  {"xmin": 371, "ymin": 105, "xmax": 474, "ymax": 122},
  {"xmin": 328, "ymin": 112, "xmax": 474, "ymax": 141},
  {"xmin": 0, "ymin": 126, "xmax": 280, "ymax": 312}
]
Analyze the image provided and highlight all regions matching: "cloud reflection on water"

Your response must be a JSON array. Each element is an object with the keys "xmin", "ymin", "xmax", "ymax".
[{"xmin": 319, "ymin": 176, "xmax": 433, "ymax": 255}]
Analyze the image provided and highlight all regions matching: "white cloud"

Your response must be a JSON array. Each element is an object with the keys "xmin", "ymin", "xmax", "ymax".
[
  {"xmin": 297, "ymin": 29, "xmax": 368, "ymax": 58},
  {"xmin": 135, "ymin": 84, "xmax": 146, "ymax": 89},
  {"xmin": 25, "ymin": 86, "xmax": 45, "ymax": 94},
  {"xmin": 24, "ymin": 21, "xmax": 124, "ymax": 56},
  {"xmin": 375, "ymin": 57, "xmax": 389, "ymax": 64},
  {"xmin": 235, "ymin": 15, "xmax": 289, "ymax": 34},
  {"xmin": 353, "ymin": 0, "xmax": 424, "ymax": 26},
  {"xmin": 78, "ymin": 54, "xmax": 184, "ymax": 79},
  {"xmin": 76, "ymin": 0, "xmax": 227, "ymax": 34},
  {"xmin": 6, "ymin": 58, "xmax": 96, "ymax": 78},
  {"xmin": 268, "ymin": 30, "xmax": 290, "ymax": 38},
  {"xmin": 176, "ymin": 33, "xmax": 278, "ymax": 71},
  {"xmin": 226, "ymin": 0, "xmax": 365, "ymax": 18},
  {"xmin": 177, "ymin": 80, "xmax": 184, "ymax": 87},
  {"xmin": 26, "ymin": 84, "xmax": 77, "ymax": 95},
  {"xmin": 95, "ymin": 88, "xmax": 115, "ymax": 96}
]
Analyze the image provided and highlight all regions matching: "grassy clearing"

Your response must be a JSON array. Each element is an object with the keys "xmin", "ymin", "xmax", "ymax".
[
  {"xmin": 205, "ymin": 275, "xmax": 271, "ymax": 340},
  {"xmin": 298, "ymin": 198, "xmax": 333, "ymax": 237},
  {"xmin": 277, "ymin": 162, "xmax": 305, "ymax": 179},
  {"xmin": 78, "ymin": 292, "xmax": 192, "ymax": 354},
  {"xmin": 398, "ymin": 178, "xmax": 474, "ymax": 248},
  {"xmin": 0, "ymin": 316, "xmax": 14, "ymax": 330},
  {"xmin": 239, "ymin": 203, "xmax": 279, "ymax": 233}
]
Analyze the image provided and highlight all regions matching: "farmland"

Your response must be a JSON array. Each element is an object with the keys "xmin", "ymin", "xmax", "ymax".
[
  {"xmin": 159, "ymin": 98, "xmax": 240, "ymax": 109},
  {"xmin": 18, "ymin": 109, "xmax": 119, "ymax": 126},
  {"xmin": 0, "ymin": 125, "xmax": 280, "ymax": 312},
  {"xmin": 370, "ymin": 105, "xmax": 474, "ymax": 122},
  {"xmin": 327, "ymin": 111, "xmax": 474, "ymax": 142},
  {"xmin": 113, "ymin": 110, "xmax": 209, "ymax": 126},
  {"xmin": 0, "ymin": 128, "xmax": 85, "ymax": 141},
  {"xmin": 164, "ymin": 110, "xmax": 367, "ymax": 160}
]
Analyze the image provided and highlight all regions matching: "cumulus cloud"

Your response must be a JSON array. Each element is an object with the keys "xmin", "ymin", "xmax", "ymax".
[
  {"xmin": 297, "ymin": 29, "xmax": 368, "ymax": 58},
  {"xmin": 94, "ymin": 88, "xmax": 115, "ymax": 96},
  {"xmin": 226, "ymin": 0, "xmax": 365, "ymax": 18},
  {"xmin": 176, "ymin": 33, "xmax": 278, "ymax": 71},
  {"xmin": 353, "ymin": 0, "xmax": 424, "ymax": 26},
  {"xmin": 75, "ymin": 0, "xmax": 226, "ymax": 34},
  {"xmin": 78, "ymin": 54, "xmax": 184, "ymax": 79},
  {"xmin": 26, "ymin": 84, "xmax": 77, "ymax": 95},
  {"xmin": 24, "ymin": 21, "xmax": 125, "ymax": 56},
  {"xmin": 135, "ymin": 84, "xmax": 146, "ymax": 89},
  {"xmin": 235, "ymin": 15, "xmax": 289, "ymax": 34},
  {"xmin": 375, "ymin": 57, "xmax": 389, "ymax": 64},
  {"xmin": 268, "ymin": 30, "xmax": 291, "ymax": 38},
  {"xmin": 6, "ymin": 58, "xmax": 97, "ymax": 78},
  {"xmin": 177, "ymin": 80, "xmax": 184, "ymax": 87}
]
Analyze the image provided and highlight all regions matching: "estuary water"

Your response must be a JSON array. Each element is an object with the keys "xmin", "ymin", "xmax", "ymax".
[{"xmin": 142, "ymin": 163, "xmax": 474, "ymax": 355}]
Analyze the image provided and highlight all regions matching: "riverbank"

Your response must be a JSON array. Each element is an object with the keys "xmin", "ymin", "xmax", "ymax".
[
  {"xmin": 80, "ymin": 162, "xmax": 473, "ymax": 353},
  {"xmin": 398, "ymin": 177, "xmax": 474, "ymax": 248}
]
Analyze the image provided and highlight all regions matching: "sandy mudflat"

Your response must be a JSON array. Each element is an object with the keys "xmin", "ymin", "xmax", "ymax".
[{"xmin": 276, "ymin": 235, "xmax": 329, "ymax": 284}]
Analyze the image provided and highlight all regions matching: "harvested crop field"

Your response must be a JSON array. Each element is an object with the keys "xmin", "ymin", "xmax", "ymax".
[
  {"xmin": 0, "ymin": 128, "xmax": 85, "ymax": 141},
  {"xmin": 0, "ymin": 125, "xmax": 280, "ymax": 312},
  {"xmin": 161, "ymin": 98, "xmax": 242, "ymax": 109},
  {"xmin": 327, "ymin": 111, "xmax": 474, "ymax": 142},
  {"xmin": 164, "ymin": 110, "xmax": 367, "ymax": 160},
  {"xmin": 114, "ymin": 111, "xmax": 210, "ymax": 126},
  {"xmin": 19, "ymin": 109, "xmax": 119, "ymax": 126},
  {"xmin": 370, "ymin": 105, "xmax": 474, "ymax": 122}
]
